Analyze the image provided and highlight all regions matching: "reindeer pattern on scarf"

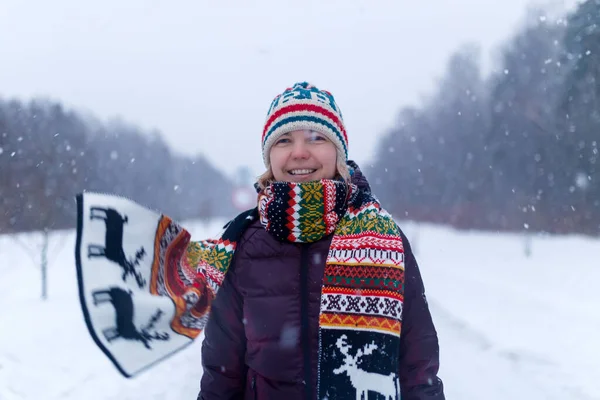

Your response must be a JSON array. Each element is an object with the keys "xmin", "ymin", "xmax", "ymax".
[{"xmin": 320, "ymin": 330, "xmax": 401, "ymax": 400}]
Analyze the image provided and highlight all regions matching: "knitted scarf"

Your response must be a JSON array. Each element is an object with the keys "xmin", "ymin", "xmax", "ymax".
[
  {"xmin": 75, "ymin": 167, "xmax": 406, "ymax": 400},
  {"xmin": 258, "ymin": 179, "xmax": 350, "ymax": 243}
]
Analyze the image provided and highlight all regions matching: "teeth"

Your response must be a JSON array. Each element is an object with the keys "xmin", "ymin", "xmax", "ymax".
[{"xmin": 289, "ymin": 169, "xmax": 316, "ymax": 175}]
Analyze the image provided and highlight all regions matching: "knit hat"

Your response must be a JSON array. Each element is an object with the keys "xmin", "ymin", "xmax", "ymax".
[{"xmin": 261, "ymin": 82, "xmax": 348, "ymax": 168}]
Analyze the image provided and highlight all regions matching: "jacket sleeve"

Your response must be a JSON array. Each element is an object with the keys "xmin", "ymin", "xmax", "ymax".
[
  {"xmin": 199, "ymin": 258, "xmax": 247, "ymax": 400},
  {"xmin": 398, "ymin": 232, "xmax": 445, "ymax": 399}
]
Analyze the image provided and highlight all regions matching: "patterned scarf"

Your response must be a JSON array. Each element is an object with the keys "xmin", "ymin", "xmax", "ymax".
[
  {"xmin": 258, "ymin": 179, "xmax": 350, "ymax": 243},
  {"xmin": 75, "ymin": 166, "xmax": 406, "ymax": 400}
]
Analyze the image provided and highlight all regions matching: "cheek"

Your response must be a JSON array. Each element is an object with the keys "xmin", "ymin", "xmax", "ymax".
[
  {"xmin": 318, "ymin": 145, "xmax": 338, "ymax": 172},
  {"xmin": 269, "ymin": 148, "xmax": 286, "ymax": 170}
]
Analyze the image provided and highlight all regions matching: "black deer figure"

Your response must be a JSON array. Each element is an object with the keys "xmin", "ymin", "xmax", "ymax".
[
  {"xmin": 87, "ymin": 206, "xmax": 147, "ymax": 288},
  {"xmin": 92, "ymin": 287, "xmax": 170, "ymax": 349}
]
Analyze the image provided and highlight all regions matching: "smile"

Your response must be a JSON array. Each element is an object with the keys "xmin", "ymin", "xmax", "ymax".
[{"xmin": 288, "ymin": 169, "xmax": 316, "ymax": 175}]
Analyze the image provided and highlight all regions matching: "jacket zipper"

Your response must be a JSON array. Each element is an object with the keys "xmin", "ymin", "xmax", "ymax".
[
  {"xmin": 300, "ymin": 245, "xmax": 312, "ymax": 400},
  {"xmin": 251, "ymin": 375, "xmax": 257, "ymax": 399}
]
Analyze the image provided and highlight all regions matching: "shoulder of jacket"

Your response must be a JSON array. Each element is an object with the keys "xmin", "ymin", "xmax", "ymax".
[{"xmin": 220, "ymin": 207, "xmax": 259, "ymax": 242}]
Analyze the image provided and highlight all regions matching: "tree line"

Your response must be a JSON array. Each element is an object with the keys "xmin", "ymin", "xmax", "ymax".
[
  {"xmin": 368, "ymin": 1, "xmax": 599, "ymax": 235},
  {"xmin": 0, "ymin": 98, "xmax": 236, "ymax": 234}
]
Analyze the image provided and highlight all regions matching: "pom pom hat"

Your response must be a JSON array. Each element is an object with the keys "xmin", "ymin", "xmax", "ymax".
[{"xmin": 261, "ymin": 82, "xmax": 348, "ymax": 168}]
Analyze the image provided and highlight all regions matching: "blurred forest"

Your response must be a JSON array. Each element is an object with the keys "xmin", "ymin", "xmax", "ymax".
[
  {"xmin": 369, "ymin": 1, "xmax": 600, "ymax": 235},
  {"xmin": 1, "ymin": 0, "xmax": 598, "ymax": 235},
  {"xmin": 0, "ymin": 99, "xmax": 236, "ymax": 233}
]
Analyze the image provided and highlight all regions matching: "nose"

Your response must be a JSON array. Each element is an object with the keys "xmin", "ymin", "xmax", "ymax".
[{"xmin": 290, "ymin": 140, "xmax": 310, "ymax": 159}]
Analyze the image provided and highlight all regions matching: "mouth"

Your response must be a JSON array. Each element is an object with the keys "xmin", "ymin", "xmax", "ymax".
[{"xmin": 287, "ymin": 168, "xmax": 317, "ymax": 176}]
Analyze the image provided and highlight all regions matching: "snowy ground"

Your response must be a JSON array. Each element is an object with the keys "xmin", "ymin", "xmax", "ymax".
[{"xmin": 1, "ymin": 219, "xmax": 599, "ymax": 400}]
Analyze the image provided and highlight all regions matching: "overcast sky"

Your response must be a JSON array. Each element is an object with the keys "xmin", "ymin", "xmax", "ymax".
[{"xmin": 0, "ymin": 0, "xmax": 575, "ymax": 180}]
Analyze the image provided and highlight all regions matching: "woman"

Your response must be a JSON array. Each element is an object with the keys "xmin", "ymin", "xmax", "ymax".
[{"xmin": 199, "ymin": 82, "xmax": 445, "ymax": 400}]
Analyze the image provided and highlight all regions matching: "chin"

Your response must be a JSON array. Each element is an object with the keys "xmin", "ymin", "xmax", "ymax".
[
  {"xmin": 285, "ymin": 173, "xmax": 322, "ymax": 182},
  {"xmin": 288, "ymin": 176, "xmax": 315, "ymax": 183}
]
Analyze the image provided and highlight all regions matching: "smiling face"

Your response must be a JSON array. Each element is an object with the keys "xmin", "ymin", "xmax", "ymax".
[{"xmin": 269, "ymin": 130, "xmax": 338, "ymax": 183}]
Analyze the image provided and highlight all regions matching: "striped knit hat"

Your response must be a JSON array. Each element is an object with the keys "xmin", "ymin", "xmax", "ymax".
[{"xmin": 261, "ymin": 82, "xmax": 348, "ymax": 168}]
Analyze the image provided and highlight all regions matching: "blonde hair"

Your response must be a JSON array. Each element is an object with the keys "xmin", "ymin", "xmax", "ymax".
[{"xmin": 257, "ymin": 158, "xmax": 351, "ymax": 190}]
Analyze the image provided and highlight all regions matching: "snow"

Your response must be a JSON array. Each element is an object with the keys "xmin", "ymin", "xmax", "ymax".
[
  {"xmin": 403, "ymin": 223, "xmax": 600, "ymax": 399},
  {"xmin": 1, "ymin": 220, "xmax": 599, "ymax": 399}
]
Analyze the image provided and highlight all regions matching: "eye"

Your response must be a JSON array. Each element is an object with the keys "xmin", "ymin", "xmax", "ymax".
[
  {"xmin": 309, "ymin": 133, "xmax": 327, "ymax": 142},
  {"xmin": 275, "ymin": 137, "xmax": 291, "ymax": 145}
]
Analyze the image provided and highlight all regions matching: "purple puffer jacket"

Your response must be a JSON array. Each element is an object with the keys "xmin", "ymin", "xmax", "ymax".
[{"xmin": 199, "ymin": 171, "xmax": 445, "ymax": 400}]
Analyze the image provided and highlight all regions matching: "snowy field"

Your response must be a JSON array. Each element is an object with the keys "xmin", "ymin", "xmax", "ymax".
[{"xmin": 1, "ymin": 218, "xmax": 599, "ymax": 400}]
